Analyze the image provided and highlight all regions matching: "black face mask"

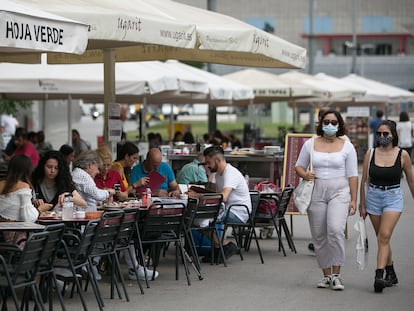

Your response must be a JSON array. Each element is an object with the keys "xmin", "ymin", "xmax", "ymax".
[{"xmin": 376, "ymin": 136, "xmax": 392, "ymax": 147}]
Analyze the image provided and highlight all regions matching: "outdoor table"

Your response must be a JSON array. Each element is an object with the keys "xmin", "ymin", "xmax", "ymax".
[
  {"xmin": 37, "ymin": 214, "xmax": 103, "ymax": 229},
  {"xmin": 0, "ymin": 221, "xmax": 45, "ymax": 231},
  {"xmin": 0, "ymin": 221, "xmax": 46, "ymax": 245}
]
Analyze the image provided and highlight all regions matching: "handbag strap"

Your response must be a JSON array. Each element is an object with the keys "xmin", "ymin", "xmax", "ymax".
[{"xmin": 309, "ymin": 137, "xmax": 314, "ymax": 171}]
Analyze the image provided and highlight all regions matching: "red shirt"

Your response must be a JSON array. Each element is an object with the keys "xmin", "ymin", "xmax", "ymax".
[
  {"xmin": 94, "ymin": 170, "xmax": 125, "ymax": 191},
  {"xmin": 13, "ymin": 141, "xmax": 39, "ymax": 168}
]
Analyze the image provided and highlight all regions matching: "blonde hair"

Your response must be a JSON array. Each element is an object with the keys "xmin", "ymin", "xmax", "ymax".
[{"xmin": 96, "ymin": 146, "xmax": 112, "ymax": 162}]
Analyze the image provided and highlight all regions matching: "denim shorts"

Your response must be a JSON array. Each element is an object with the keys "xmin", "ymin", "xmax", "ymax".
[
  {"xmin": 366, "ymin": 185, "xmax": 403, "ymax": 215},
  {"xmin": 217, "ymin": 210, "xmax": 244, "ymax": 224}
]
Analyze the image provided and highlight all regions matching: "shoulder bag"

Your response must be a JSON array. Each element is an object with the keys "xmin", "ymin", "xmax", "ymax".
[{"xmin": 293, "ymin": 137, "xmax": 315, "ymax": 214}]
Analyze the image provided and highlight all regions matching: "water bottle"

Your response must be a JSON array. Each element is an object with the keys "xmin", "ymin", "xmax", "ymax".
[
  {"xmin": 62, "ymin": 193, "xmax": 74, "ymax": 220},
  {"xmin": 146, "ymin": 187, "xmax": 152, "ymax": 206}
]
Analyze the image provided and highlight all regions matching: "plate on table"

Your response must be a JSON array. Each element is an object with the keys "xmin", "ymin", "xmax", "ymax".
[{"xmin": 39, "ymin": 211, "xmax": 61, "ymax": 220}]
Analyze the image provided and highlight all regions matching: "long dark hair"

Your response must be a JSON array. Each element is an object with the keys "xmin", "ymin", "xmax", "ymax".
[
  {"xmin": 32, "ymin": 150, "xmax": 75, "ymax": 195},
  {"xmin": 316, "ymin": 110, "xmax": 346, "ymax": 137},
  {"xmin": 115, "ymin": 141, "xmax": 139, "ymax": 162},
  {"xmin": 2, "ymin": 155, "xmax": 33, "ymax": 194}
]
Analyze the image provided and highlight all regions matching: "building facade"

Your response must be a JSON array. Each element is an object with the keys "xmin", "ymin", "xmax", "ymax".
[{"xmin": 176, "ymin": 0, "xmax": 414, "ymax": 90}]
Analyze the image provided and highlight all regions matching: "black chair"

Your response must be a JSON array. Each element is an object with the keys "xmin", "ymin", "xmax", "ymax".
[
  {"xmin": 114, "ymin": 208, "xmax": 144, "ymax": 294},
  {"xmin": 54, "ymin": 220, "xmax": 100, "ymax": 311},
  {"xmin": 38, "ymin": 223, "xmax": 66, "ymax": 311},
  {"xmin": 253, "ymin": 185, "xmax": 296, "ymax": 256},
  {"xmin": 220, "ymin": 191, "xmax": 264, "ymax": 264},
  {"xmin": 138, "ymin": 202, "xmax": 191, "ymax": 285},
  {"xmin": 185, "ymin": 193, "xmax": 226, "ymax": 271},
  {"xmin": 88, "ymin": 210, "xmax": 126, "ymax": 307},
  {"xmin": 0, "ymin": 231, "xmax": 49, "ymax": 311},
  {"xmin": 274, "ymin": 185, "xmax": 296, "ymax": 253}
]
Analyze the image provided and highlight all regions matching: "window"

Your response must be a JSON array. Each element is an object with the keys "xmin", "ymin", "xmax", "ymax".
[
  {"xmin": 362, "ymin": 16, "xmax": 392, "ymax": 33},
  {"xmin": 245, "ymin": 17, "xmax": 275, "ymax": 33},
  {"xmin": 303, "ymin": 17, "xmax": 333, "ymax": 34}
]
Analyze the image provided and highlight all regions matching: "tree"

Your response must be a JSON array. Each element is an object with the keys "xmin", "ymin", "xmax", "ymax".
[{"xmin": 0, "ymin": 95, "xmax": 31, "ymax": 115}]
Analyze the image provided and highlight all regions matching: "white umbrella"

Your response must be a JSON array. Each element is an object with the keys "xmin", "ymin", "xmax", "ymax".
[
  {"xmin": 223, "ymin": 69, "xmax": 316, "ymax": 103},
  {"xmin": 15, "ymin": 0, "xmax": 306, "ymax": 69},
  {"xmin": 0, "ymin": 60, "xmax": 210, "ymax": 142},
  {"xmin": 0, "ymin": 0, "xmax": 87, "ymax": 62},
  {"xmin": 162, "ymin": 60, "xmax": 254, "ymax": 104},
  {"xmin": 341, "ymin": 74, "xmax": 414, "ymax": 104},
  {"xmin": 14, "ymin": 0, "xmax": 306, "ymax": 141}
]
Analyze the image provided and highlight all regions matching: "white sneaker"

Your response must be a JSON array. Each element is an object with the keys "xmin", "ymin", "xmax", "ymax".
[
  {"xmin": 317, "ymin": 275, "xmax": 332, "ymax": 288},
  {"xmin": 91, "ymin": 264, "xmax": 102, "ymax": 281},
  {"xmin": 128, "ymin": 266, "xmax": 159, "ymax": 281},
  {"xmin": 331, "ymin": 275, "xmax": 344, "ymax": 290}
]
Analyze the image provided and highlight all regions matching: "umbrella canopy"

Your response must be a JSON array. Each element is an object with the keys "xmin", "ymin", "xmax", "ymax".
[
  {"xmin": 14, "ymin": 0, "xmax": 306, "ymax": 141},
  {"xmin": 223, "ymin": 69, "xmax": 317, "ymax": 103},
  {"xmin": 160, "ymin": 60, "xmax": 254, "ymax": 104},
  {"xmin": 0, "ymin": 60, "xmax": 210, "ymax": 101},
  {"xmin": 341, "ymin": 74, "xmax": 414, "ymax": 104},
  {"xmin": 14, "ymin": 0, "xmax": 306, "ymax": 69},
  {"xmin": 0, "ymin": 0, "xmax": 88, "ymax": 63}
]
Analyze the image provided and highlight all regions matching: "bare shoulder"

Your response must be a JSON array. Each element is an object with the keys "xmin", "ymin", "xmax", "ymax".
[{"xmin": 14, "ymin": 181, "xmax": 31, "ymax": 190}]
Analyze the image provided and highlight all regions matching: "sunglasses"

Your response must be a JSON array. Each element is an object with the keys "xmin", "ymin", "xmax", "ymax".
[
  {"xmin": 322, "ymin": 119, "xmax": 338, "ymax": 126},
  {"xmin": 376, "ymin": 131, "xmax": 391, "ymax": 137}
]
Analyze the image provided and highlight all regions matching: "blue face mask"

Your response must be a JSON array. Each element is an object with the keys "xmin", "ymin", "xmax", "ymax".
[{"xmin": 322, "ymin": 124, "xmax": 338, "ymax": 136}]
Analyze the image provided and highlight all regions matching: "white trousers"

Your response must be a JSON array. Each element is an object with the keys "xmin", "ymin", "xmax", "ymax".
[{"xmin": 307, "ymin": 178, "xmax": 350, "ymax": 269}]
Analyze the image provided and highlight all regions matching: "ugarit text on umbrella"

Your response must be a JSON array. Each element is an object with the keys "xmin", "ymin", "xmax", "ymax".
[{"xmin": 5, "ymin": 22, "xmax": 63, "ymax": 45}]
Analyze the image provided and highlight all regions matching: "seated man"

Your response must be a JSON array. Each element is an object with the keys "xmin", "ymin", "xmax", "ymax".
[
  {"xmin": 176, "ymin": 153, "xmax": 208, "ymax": 185},
  {"xmin": 130, "ymin": 148, "xmax": 180, "ymax": 197},
  {"xmin": 189, "ymin": 145, "xmax": 252, "ymax": 261}
]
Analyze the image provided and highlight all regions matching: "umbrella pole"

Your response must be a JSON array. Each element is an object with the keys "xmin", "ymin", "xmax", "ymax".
[
  {"xmin": 103, "ymin": 49, "xmax": 116, "ymax": 143},
  {"xmin": 67, "ymin": 94, "xmax": 72, "ymax": 145}
]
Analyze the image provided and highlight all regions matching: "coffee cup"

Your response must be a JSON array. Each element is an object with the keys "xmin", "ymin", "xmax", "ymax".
[{"xmin": 75, "ymin": 211, "xmax": 86, "ymax": 219}]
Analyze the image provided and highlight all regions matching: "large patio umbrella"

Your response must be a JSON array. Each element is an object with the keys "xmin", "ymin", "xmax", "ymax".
[
  {"xmin": 0, "ymin": 60, "xmax": 210, "ymax": 142},
  {"xmin": 0, "ymin": 0, "xmax": 88, "ymax": 63},
  {"xmin": 341, "ymin": 74, "xmax": 414, "ymax": 104},
  {"xmin": 223, "ymin": 68, "xmax": 320, "ymax": 129},
  {"xmin": 223, "ymin": 69, "xmax": 318, "ymax": 103},
  {"xmin": 16, "ymin": 0, "xmax": 306, "ymax": 69},
  {"xmin": 14, "ymin": 0, "xmax": 306, "ymax": 141},
  {"xmin": 287, "ymin": 72, "xmax": 367, "ymax": 108}
]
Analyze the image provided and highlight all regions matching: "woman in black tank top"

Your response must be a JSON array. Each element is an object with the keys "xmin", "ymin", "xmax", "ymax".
[{"xmin": 360, "ymin": 120, "xmax": 414, "ymax": 293}]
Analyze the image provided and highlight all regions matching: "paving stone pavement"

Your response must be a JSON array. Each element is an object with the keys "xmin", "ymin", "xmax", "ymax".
[{"xmin": 26, "ymin": 172, "xmax": 413, "ymax": 311}]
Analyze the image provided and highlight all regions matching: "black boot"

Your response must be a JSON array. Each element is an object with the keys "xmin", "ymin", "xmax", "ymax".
[
  {"xmin": 385, "ymin": 264, "xmax": 398, "ymax": 286},
  {"xmin": 374, "ymin": 269, "xmax": 391, "ymax": 293}
]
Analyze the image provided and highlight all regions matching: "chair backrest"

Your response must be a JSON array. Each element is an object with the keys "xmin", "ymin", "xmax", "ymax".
[
  {"xmin": 115, "ymin": 208, "xmax": 139, "ymax": 250},
  {"xmin": 90, "ymin": 210, "xmax": 124, "ymax": 257},
  {"xmin": 141, "ymin": 202, "xmax": 186, "ymax": 240},
  {"xmin": 249, "ymin": 191, "xmax": 260, "ymax": 221},
  {"xmin": 275, "ymin": 184, "xmax": 294, "ymax": 218},
  {"xmin": 14, "ymin": 231, "xmax": 49, "ymax": 281},
  {"xmin": 39, "ymin": 223, "xmax": 66, "ymax": 273},
  {"xmin": 186, "ymin": 193, "xmax": 223, "ymax": 228},
  {"xmin": 68, "ymin": 220, "xmax": 100, "ymax": 265}
]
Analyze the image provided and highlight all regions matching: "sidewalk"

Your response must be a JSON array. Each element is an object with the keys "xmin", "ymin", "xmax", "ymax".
[{"xmin": 48, "ymin": 178, "xmax": 414, "ymax": 311}]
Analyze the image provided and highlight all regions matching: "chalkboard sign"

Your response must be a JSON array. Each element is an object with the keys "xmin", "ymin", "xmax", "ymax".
[{"xmin": 282, "ymin": 133, "xmax": 314, "ymax": 214}]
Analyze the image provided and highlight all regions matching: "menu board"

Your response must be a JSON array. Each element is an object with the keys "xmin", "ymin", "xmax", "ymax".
[{"xmin": 282, "ymin": 133, "xmax": 313, "ymax": 214}]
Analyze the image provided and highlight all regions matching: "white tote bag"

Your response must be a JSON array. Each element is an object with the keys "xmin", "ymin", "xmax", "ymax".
[
  {"xmin": 293, "ymin": 137, "xmax": 314, "ymax": 215},
  {"xmin": 354, "ymin": 217, "xmax": 369, "ymax": 270}
]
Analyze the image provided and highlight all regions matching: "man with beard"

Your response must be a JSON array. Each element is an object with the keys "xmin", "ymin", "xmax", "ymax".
[{"xmin": 191, "ymin": 145, "xmax": 251, "ymax": 262}]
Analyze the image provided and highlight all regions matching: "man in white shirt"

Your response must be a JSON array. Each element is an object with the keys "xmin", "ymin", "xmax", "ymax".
[{"xmin": 0, "ymin": 114, "xmax": 19, "ymax": 150}]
